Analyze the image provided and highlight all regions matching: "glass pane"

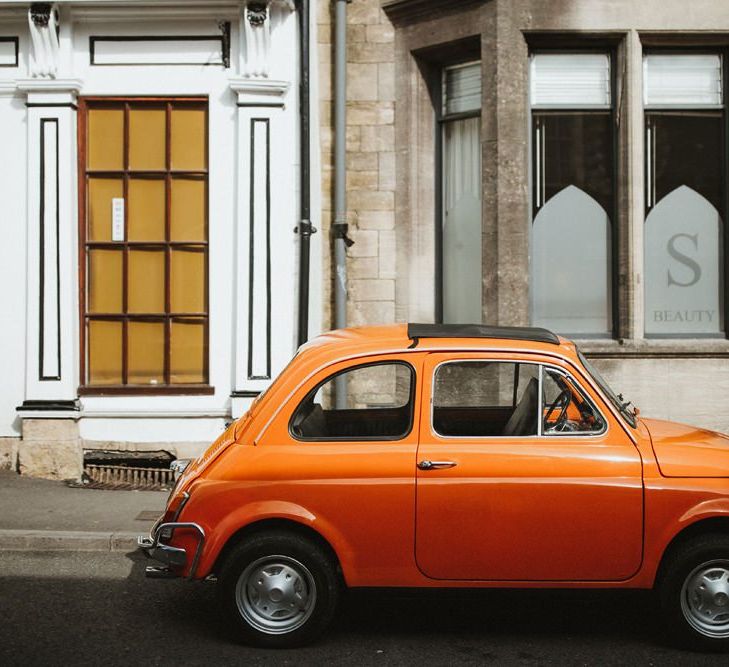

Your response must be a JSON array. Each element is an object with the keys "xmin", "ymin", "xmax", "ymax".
[
  {"xmin": 645, "ymin": 187, "xmax": 723, "ymax": 335},
  {"xmin": 88, "ymin": 320, "xmax": 122, "ymax": 385},
  {"xmin": 127, "ymin": 321, "xmax": 165, "ymax": 385},
  {"xmin": 88, "ymin": 109, "xmax": 124, "ymax": 171},
  {"xmin": 433, "ymin": 362, "xmax": 540, "ymax": 437},
  {"xmin": 88, "ymin": 249, "xmax": 123, "ymax": 313},
  {"xmin": 442, "ymin": 117, "xmax": 482, "ymax": 323},
  {"xmin": 170, "ymin": 248, "xmax": 205, "ymax": 313},
  {"xmin": 88, "ymin": 178, "xmax": 123, "ymax": 241},
  {"xmin": 291, "ymin": 363, "xmax": 414, "ymax": 439},
  {"xmin": 128, "ymin": 249, "xmax": 165, "ymax": 313},
  {"xmin": 443, "ymin": 62, "xmax": 481, "ymax": 115},
  {"xmin": 128, "ymin": 178, "xmax": 165, "ymax": 241},
  {"xmin": 644, "ymin": 54, "xmax": 722, "ymax": 107},
  {"xmin": 542, "ymin": 369, "xmax": 606, "ymax": 434},
  {"xmin": 171, "ymin": 179, "xmax": 205, "ymax": 241},
  {"xmin": 530, "ymin": 53, "xmax": 611, "ymax": 108},
  {"xmin": 170, "ymin": 108, "xmax": 206, "ymax": 171},
  {"xmin": 532, "ymin": 186, "xmax": 612, "ymax": 334},
  {"xmin": 170, "ymin": 320, "xmax": 205, "ymax": 383},
  {"xmin": 128, "ymin": 108, "xmax": 166, "ymax": 171}
]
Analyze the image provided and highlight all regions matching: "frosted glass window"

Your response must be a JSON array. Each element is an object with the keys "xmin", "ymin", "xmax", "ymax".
[
  {"xmin": 530, "ymin": 53, "xmax": 611, "ymax": 108},
  {"xmin": 442, "ymin": 117, "xmax": 482, "ymax": 323},
  {"xmin": 532, "ymin": 186, "xmax": 612, "ymax": 334},
  {"xmin": 443, "ymin": 62, "xmax": 482, "ymax": 115},
  {"xmin": 644, "ymin": 54, "xmax": 722, "ymax": 107}
]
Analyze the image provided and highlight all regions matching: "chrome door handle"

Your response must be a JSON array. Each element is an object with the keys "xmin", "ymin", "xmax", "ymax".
[{"xmin": 417, "ymin": 460, "xmax": 457, "ymax": 471}]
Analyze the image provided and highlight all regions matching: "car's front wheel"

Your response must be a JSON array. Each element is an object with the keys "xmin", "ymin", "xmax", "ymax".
[
  {"xmin": 658, "ymin": 534, "xmax": 729, "ymax": 652},
  {"xmin": 218, "ymin": 530, "xmax": 341, "ymax": 648}
]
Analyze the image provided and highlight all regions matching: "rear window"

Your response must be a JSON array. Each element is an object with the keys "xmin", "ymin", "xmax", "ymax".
[{"xmin": 290, "ymin": 361, "xmax": 415, "ymax": 441}]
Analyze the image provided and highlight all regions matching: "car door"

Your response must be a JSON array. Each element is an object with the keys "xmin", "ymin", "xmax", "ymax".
[{"xmin": 415, "ymin": 352, "xmax": 644, "ymax": 582}]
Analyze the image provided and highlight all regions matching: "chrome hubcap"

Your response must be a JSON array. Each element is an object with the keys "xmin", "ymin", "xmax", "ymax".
[
  {"xmin": 236, "ymin": 555, "xmax": 316, "ymax": 635},
  {"xmin": 681, "ymin": 560, "xmax": 729, "ymax": 638}
]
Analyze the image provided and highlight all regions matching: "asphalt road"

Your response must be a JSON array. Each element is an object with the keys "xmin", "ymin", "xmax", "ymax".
[{"xmin": 0, "ymin": 551, "xmax": 726, "ymax": 666}]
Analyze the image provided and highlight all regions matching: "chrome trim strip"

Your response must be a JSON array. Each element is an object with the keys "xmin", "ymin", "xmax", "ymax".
[{"xmin": 139, "ymin": 521, "xmax": 206, "ymax": 580}]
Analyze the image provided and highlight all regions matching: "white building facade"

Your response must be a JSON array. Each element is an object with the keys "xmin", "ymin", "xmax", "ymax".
[{"xmin": 0, "ymin": 0, "xmax": 321, "ymax": 477}]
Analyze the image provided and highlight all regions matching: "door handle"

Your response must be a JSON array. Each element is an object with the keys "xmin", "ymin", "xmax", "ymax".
[{"xmin": 417, "ymin": 460, "xmax": 457, "ymax": 471}]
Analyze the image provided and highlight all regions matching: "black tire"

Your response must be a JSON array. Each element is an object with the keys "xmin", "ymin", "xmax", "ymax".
[
  {"xmin": 217, "ymin": 530, "xmax": 341, "ymax": 648},
  {"xmin": 658, "ymin": 533, "xmax": 729, "ymax": 652}
]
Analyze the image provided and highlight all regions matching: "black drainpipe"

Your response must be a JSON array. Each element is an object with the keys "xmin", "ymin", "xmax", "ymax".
[{"xmin": 296, "ymin": 0, "xmax": 315, "ymax": 346}]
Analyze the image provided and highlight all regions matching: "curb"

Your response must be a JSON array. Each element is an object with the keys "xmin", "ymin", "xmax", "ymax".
[{"xmin": 0, "ymin": 529, "xmax": 140, "ymax": 552}]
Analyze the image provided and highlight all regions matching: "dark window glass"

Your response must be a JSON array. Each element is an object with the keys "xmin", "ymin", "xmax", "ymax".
[{"xmin": 290, "ymin": 362, "xmax": 414, "ymax": 441}]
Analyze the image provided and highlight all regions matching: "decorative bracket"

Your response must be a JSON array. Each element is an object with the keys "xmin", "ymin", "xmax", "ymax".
[
  {"xmin": 241, "ymin": 0, "xmax": 295, "ymax": 78},
  {"xmin": 28, "ymin": 3, "xmax": 60, "ymax": 78}
]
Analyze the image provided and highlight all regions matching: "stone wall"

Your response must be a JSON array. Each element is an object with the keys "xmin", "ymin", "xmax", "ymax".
[{"xmin": 318, "ymin": 0, "xmax": 397, "ymax": 330}]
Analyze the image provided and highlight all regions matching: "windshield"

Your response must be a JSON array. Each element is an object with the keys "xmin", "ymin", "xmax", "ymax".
[{"xmin": 577, "ymin": 350, "xmax": 637, "ymax": 429}]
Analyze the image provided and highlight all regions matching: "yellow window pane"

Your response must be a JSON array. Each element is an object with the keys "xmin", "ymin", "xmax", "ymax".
[
  {"xmin": 88, "ymin": 320, "xmax": 122, "ymax": 385},
  {"xmin": 128, "ymin": 179, "xmax": 165, "ymax": 241},
  {"xmin": 128, "ymin": 249, "xmax": 165, "ymax": 313},
  {"xmin": 170, "ymin": 320, "xmax": 205, "ymax": 384},
  {"xmin": 88, "ymin": 109, "xmax": 124, "ymax": 171},
  {"xmin": 88, "ymin": 178, "xmax": 123, "ymax": 242},
  {"xmin": 88, "ymin": 249, "xmax": 123, "ymax": 313},
  {"xmin": 171, "ymin": 179, "xmax": 205, "ymax": 241},
  {"xmin": 170, "ymin": 249, "xmax": 205, "ymax": 313},
  {"xmin": 170, "ymin": 108, "xmax": 206, "ymax": 171},
  {"xmin": 129, "ymin": 108, "xmax": 166, "ymax": 171},
  {"xmin": 127, "ymin": 321, "xmax": 165, "ymax": 385}
]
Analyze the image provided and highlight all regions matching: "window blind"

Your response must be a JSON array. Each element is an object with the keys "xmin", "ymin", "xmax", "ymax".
[
  {"xmin": 644, "ymin": 54, "xmax": 722, "ymax": 107},
  {"xmin": 443, "ymin": 62, "xmax": 482, "ymax": 115},
  {"xmin": 530, "ymin": 53, "xmax": 611, "ymax": 108}
]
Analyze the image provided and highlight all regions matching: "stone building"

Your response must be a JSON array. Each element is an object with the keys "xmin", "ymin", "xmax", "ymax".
[
  {"xmin": 319, "ymin": 0, "xmax": 729, "ymax": 436},
  {"xmin": 2, "ymin": 0, "xmax": 729, "ymax": 479}
]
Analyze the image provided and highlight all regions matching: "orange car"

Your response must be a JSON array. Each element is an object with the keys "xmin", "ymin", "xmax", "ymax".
[{"xmin": 139, "ymin": 323, "xmax": 729, "ymax": 650}]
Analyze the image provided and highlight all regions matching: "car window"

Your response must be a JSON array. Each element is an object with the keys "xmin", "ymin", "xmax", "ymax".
[
  {"xmin": 290, "ymin": 362, "xmax": 414, "ymax": 441},
  {"xmin": 433, "ymin": 361, "xmax": 540, "ymax": 437},
  {"xmin": 542, "ymin": 368, "xmax": 606, "ymax": 435}
]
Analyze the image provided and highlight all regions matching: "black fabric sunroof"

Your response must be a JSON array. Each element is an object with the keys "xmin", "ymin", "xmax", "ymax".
[{"xmin": 407, "ymin": 323, "xmax": 560, "ymax": 346}]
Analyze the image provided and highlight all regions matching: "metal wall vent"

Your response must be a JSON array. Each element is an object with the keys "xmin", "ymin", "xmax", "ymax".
[{"xmin": 80, "ymin": 450, "xmax": 175, "ymax": 491}]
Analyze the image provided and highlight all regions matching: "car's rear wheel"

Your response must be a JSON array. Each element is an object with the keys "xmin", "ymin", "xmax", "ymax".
[
  {"xmin": 218, "ymin": 530, "xmax": 341, "ymax": 648},
  {"xmin": 658, "ymin": 534, "xmax": 729, "ymax": 652}
]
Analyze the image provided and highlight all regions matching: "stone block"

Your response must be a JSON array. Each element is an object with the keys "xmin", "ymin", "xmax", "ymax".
[
  {"xmin": 357, "ymin": 209, "xmax": 395, "ymax": 230},
  {"xmin": 379, "ymin": 230, "xmax": 396, "ymax": 279},
  {"xmin": 347, "ymin": 170, "xmax": 379, "ymax": 190},
  {"xmin": 347, "ymin": 24, "xmax": 366, "ymax": 43},
  {"xmin": 347, "ymin": 152, "xmax": 379, "ymax": 171},
  {"xmin": 348, "ymin": 229, "xmax": 379, "ymax": 258},
  {"xmin": 23, "ymin": 418, "xmax": 79, "ymax": 442},
  {"xmin": 378, "ymin": 151, "xmax": 396, "ymax": 191},
  {"xmin": 348, "ymin": 3, "xmax": 382, "ymax": 25},
  {"xmin": 348, "ymin": 63, "xmax": 379, "ymax": 101},
  {"xmin": 360, "ymin": 124, "xmax": 395, "ymax": 152},
  {"xmin": 0, "ymin": 437, "xmax": 19, "ymax": 471},
  {"xmin": 346, "ymin": 125, "xmax": 361, "ymax": 152},
  {"xmin": 378, "ymin": 63, "xmax": 395, "ymax": 102},
  {"xmin": 366, "ymin": 23, "xmax": 395, "ymax": 44},
  {"xmin": 17, "ymin": 438, "xmax": 83, "ymax": 481},
  {"xmin": 348, "ymin": 102, "xmax": 394, "ymax": 126},
  {"xmin": 351, "ymin": 279, "xmax": 395, "ymax": 302},
  {"xmin": 348, "ymin": 256, "xmax": 380, "ymax": 280},
  {"xmin": 350, "ymin": 300, "xmax": 396, "ymax": 326},
  {"xmin": 350, "ymin": 41, "xmax": 394, "ymax": 63},
  {"xmin": 349, "ymin": 190, "xmax": 394, "ymax": 211}
]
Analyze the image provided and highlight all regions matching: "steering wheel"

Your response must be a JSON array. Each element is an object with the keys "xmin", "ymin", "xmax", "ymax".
[{"xmin": 543, "ymin": 388, "xmax": 571, "ymax": 432}]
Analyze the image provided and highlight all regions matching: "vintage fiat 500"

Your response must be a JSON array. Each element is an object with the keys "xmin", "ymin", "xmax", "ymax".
[{"xmin": 140, "ymin": 323, "xmax": 729, "ymax": 650}]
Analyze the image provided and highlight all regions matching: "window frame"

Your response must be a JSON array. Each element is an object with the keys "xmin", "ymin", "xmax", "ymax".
[
  {"xmin": 430, "ymin": 358, "xmax": 609, "ymax": 440},
  {"xmin": 642, "ymin": 48, "xmax": 729, "ymax": 340},
  {"xmin": 528, "ymin": 47, "xmax": 620, "ymax": 340},
  {"xmin": 77, "ymin": 96, "xmax": 212, "ymax": 396},
  {"xmin": 288, "ymin": 360, "xmax": 417, "ymax": 443},
  {"xmin": 435, "ymin": 59, "xmax": 482, "ymax": 324}
]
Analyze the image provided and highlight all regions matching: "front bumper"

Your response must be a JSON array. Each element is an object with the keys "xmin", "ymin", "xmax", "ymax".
[{"xmin": 138, "ymin": 521, "xmax": 205, "ymax": 580}]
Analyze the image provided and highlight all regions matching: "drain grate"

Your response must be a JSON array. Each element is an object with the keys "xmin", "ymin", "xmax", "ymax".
[{"xmin": 83, "ymin": 463, "xmax": 174, "ymax": 490}]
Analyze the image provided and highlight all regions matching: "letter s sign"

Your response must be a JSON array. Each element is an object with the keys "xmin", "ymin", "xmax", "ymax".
[{"xmin": 667, "ymin": 233, "xmax": 702, "ymax": 288}]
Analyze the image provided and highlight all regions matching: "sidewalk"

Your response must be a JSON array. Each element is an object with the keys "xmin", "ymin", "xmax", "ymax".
[{"xmin": 0, "ymin": 470, "xmax": 166, "ymax": 552}]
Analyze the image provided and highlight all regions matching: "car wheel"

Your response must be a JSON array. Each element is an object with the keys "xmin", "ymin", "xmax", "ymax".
[
  {"xmin": 658, "ymin": 534, "xmax": 729, "ymax": 652},
  {"xmin": 218, "ymin": 530, "xmax": 341, "ymax": 648}
]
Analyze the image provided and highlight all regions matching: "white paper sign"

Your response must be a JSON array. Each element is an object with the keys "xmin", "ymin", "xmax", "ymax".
[{"xmin": 111, "ymin": 198, "xmax": 125, "ymax": 241}]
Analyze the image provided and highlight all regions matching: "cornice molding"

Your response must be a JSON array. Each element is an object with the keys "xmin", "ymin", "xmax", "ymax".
[
  {"xmin": 228, "ymin": 75, "xmax": 290, "ymax": 104},
  {"xmin": 382, "ymin": 0, "xmax": 488, "ymax": 23}
]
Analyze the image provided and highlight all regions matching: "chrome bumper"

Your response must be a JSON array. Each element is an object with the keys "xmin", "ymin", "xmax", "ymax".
[{"xmin": 138, "ymin": 521, "xmax": 205, "ymax": 580}]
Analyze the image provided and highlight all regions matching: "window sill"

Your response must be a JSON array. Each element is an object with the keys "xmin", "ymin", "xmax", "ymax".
[
  {"xmin": 78, "ymin": 384, "xmax": 215, "ymax": 396},
  {"xmin": 573, "ymin": 338, "xmax": 729, "ymax": 359}
]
